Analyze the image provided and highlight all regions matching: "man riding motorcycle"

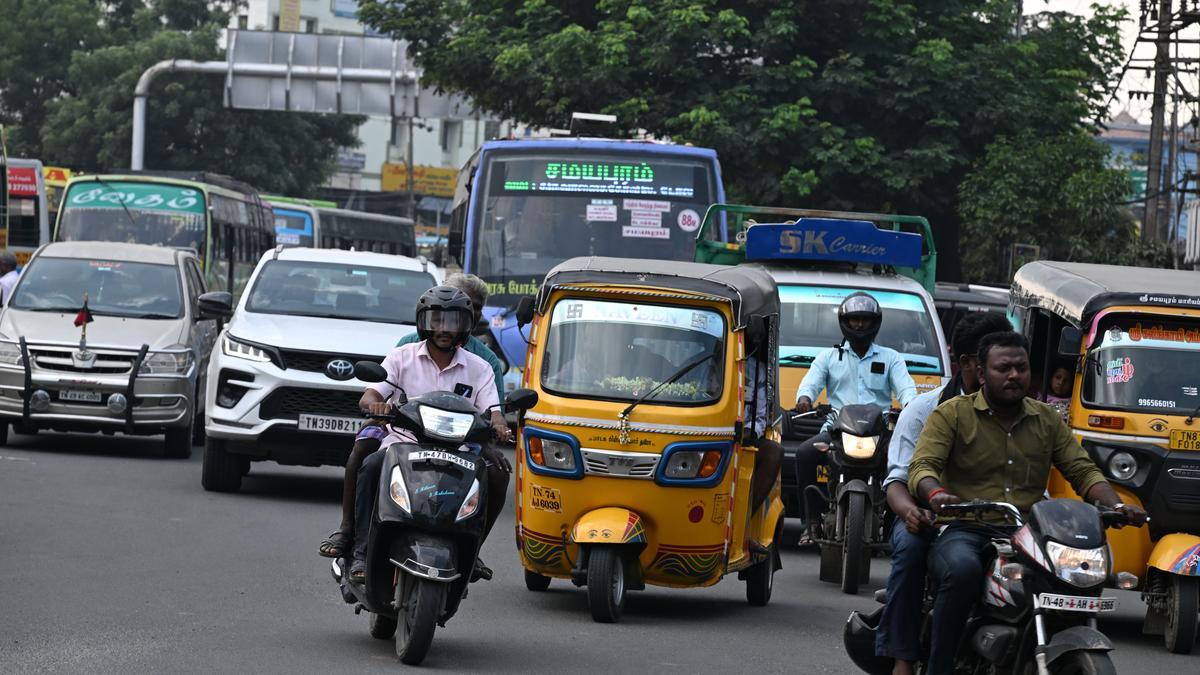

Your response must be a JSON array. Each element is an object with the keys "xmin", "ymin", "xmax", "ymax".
[
  {"xmin": 793, "ymin": 292, "xmax": 918, "ymax": 537},
  {"xmin": 907, "ymin": 331, "xmax": 1147, "ymax": 675},
  {"xmin": 347, "ymin": 286, "xmax": 508, "ymax": 581}
]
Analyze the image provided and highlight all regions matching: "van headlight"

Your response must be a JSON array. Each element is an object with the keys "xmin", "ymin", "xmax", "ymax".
[
  {"xmin": 389, "ymin": 465, "xmax": 411, "ymax": 513},
  {"xmin": 221, "ymin": 335, "xmax": 272, "ymax": 363},
  {"xmin": 140, "ymin": 346, "xmax": 194, "ymax": 375},
  {"xmin": 843, "ymin": 434, "xmax": 877, "ymax": 459},
  {"xmin": 0, "ymin": 341, "xmax": 23, "ymax": 366},
  {"xmin": 1045, "ymin": 541, "xmax": 1108, "ymax": 588},
  {"xmin": 418, "ymin": 405, "xmax": 474, "ymax": 441}
]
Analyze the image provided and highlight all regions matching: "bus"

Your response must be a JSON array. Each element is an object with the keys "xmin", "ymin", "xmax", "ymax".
[
  {"xmin": 267, "ymin": 198, "xmax": 417, "ymax": 257},
  {"xmin": 54, "ymin": 172, "xmax": 275, "ymax": 298},
  {"xmin": 1, "ymin": 157, "xmax": 50, "ymax": 266},
  {"xmin": 42, "ymin": 166, "xmax": 73, "ymax": 224},
  {"xmin": 448, "ymin": 138, "xmax": 726, "ymax": 372}
]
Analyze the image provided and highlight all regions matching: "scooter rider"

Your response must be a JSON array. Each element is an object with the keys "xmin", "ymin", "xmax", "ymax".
[
  {"xmin": 793, "ymin": 292, "xmax": 917, "ymax": 536},
  {"xmin": 874, "ymin": 311, "xmax": 1012, "ymax": 675},
  {"xmin": 348, "ymin": 286, "xmax": 508, "ymax": 581}
]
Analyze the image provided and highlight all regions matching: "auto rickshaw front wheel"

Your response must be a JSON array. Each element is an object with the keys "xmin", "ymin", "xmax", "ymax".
[
  {"xmin": 587, "ymin": 547, "xmax": 626, "ymax": 623},
  {"xmin": 1164, "ymin": 575, "xmax": 1198, "ymax": 654}
]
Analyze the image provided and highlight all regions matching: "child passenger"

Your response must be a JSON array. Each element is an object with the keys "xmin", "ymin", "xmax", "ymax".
[{"xmin": 1041, "ymin": 365, "xmax": 1073, "ymax": 421}]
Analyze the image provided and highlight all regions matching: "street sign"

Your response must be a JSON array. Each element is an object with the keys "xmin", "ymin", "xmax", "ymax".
[{"xmin": 381, "ymin": 164, "xmax": 457, "ymax": 197}]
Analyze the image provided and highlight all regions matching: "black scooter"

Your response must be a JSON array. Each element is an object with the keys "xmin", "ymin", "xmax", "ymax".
[
  {"xmin": 845, "ymin": 499, "xmax": 1142, "ymax": 675},
  {"xmin": 329, "ymin": 360, "xmax": 537, "ymax": 665}
]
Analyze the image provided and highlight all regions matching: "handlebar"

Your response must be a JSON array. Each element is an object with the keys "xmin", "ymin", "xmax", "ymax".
[{"xmin": 934, "ymin": 500, "xmax": 1024, "ymax": 526}]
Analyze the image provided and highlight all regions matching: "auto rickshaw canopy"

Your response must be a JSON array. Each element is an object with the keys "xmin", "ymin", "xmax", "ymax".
[{"xmin": 1011, "ymin": 261, "xmax": 1200, "ymax": 330}]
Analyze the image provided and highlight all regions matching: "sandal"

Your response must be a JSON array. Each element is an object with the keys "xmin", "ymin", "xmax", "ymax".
[
  {"xmin": 318, "ymin": 529, "xmax": 352, "ymax": 558},
  {"xmin": 349, "ymin": 559, "xmax": 366, "ymax": 582}
]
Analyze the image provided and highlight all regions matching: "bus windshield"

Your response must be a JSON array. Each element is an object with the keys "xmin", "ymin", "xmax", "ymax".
[
  {"xmin": 778, "ymin": 285, "xmax": 943, "ymax": 374},
  {"xmin": 58, "ymin": 181, "xmax": 207, "ymax": 255},
  {"xmin": 474, "ymin": 151, "xmax": 717, "ymax": 303},
  {"xmin": 273, "ymin": 207, "xmax": 314, "ymax": 247},
  {"xmin": 1082, "ymin": 315, "xmax": 1200, "ymax": 416},
  {"xmin": 10, "ymin": 257, "xmax": 183, "ymax": 319}
]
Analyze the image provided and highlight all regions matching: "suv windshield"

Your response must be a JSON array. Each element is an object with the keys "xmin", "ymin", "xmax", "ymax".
[
  {"xmin": 778, "ymin": 285, "xmax": 942, "ymax": 374},
  {"xmin": 57, "ymin": 181, "xmax": 207, "ymax": 255},
  {"xmin": 540, "ymin": 298, "xmax": 726, "ymax": 404},
  {"xmin": 1082, "ymin": 315, "xmax": 1200, "ymax": 415},
  {"xmin": 246, "ymin": 259, "xmax": 435, "ymax": 324},
  {"xmin": 11, "ymin": 257, "xmax": 183, "ymax": 318}
]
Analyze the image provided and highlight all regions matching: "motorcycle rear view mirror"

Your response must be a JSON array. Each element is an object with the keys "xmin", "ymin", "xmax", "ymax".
[
  {"xmin": 354, "ymin": 360, "xmax": 388, "ymax": 383},
  {"xmin": 505, "ymin": 388, "xmax": 539, "ymax": 412}
]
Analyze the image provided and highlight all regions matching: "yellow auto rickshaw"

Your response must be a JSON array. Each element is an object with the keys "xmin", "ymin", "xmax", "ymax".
[
  {"xmin": 511, "ymin": 257, "xmax": 785, "ymax": 622},
  {"xmin": 1010, "ymin": 261, "xmax": 1200, "ymax": 653}
]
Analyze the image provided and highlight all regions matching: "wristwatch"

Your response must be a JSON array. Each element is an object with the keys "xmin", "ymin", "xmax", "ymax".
[{"xmin": 1113, "ymin": 502, "xmax": 1127, "ymax": 511}]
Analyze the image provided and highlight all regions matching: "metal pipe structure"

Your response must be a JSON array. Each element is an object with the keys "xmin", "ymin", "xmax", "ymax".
[{"xmin": 131, "ymin": 59, "xmax": 418, "ymax": 170}]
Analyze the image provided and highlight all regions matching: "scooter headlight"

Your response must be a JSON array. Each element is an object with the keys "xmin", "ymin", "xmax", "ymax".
[
  {"xmin": 843, "ymin": 434, "xmax": 877, "ymax": 460},
  {"xmin": 418, "ymin": 405, "xmax": 474, "ymax": 442},
  {"xmin": 456, "ymin": 479, "xmax": 481, "ymax": 521},
  {"xmin": 389, "ymin": 465, "xmax": 411, "ymax": 513},
  {"xmin": 1045, "ymin": 541, "xmax": 1108, "ymax": 588}
]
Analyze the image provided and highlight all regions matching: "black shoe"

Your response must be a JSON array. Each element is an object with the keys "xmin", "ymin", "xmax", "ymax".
[{"xmin": 470, "ymin": 558, "xmax": 493, "ymax": 582}]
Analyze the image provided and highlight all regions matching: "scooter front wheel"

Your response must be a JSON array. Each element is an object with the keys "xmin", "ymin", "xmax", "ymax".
[
  {"xmin": 395, "ymin": 574, "xmax": 445, "ymax": 665},
  {"xmin": 587, "ymin": 547, "xmax": 626, "ymax": 623}
]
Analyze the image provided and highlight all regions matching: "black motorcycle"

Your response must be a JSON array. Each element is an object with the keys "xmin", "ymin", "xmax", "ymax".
[
  {"xmin": 794, "ymin": 403, "xmax": 896, "ymax": 594},
  {"xmin": 330, "ymin": 361, "xmax": 537, "ymax": 665},
  {"xmin": 845, "ymin": 499, "xmax": 1143, "ymax": 675}
]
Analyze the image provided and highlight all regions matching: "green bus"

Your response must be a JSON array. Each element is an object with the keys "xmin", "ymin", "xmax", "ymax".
[{"xmin": 54, "ymin": 173, "xmax": 275, "ymax": 297}]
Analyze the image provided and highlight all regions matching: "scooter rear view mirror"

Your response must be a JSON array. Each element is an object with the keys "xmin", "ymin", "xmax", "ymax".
[{"xmin": 354, "ymin": 360, "xmax": 388, "ymax": 383}]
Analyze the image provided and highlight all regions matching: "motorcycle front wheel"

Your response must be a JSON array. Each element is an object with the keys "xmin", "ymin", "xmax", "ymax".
[
  {"xmin": 395, "ymin": 574, "xmax": 446, "ymax": 665},
  {"xmin": 841, "ymin": 492, "xmax": 866, "ymax": 595},
  {"xmin": 1048, "ymin": 651, "xmax": 1118, "ymax": 675}
]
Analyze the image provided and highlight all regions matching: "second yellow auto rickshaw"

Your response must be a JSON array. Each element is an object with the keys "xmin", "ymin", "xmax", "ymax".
[
  {"xmin": 1010, "ymin": 260, "xmax": 1200, "ymax": 654},
  {"xmin": 511, "ymin": 257, "xmax": 786, "ymax": 622}
]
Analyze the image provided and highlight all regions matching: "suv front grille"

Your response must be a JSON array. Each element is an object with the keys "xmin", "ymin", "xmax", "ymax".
[
  {"xmin": 278, "ymin": 349, "xmax": 383, "ymax": 374},
  {"xmin": 259, "ymin": 387, "xmax": 365, "ymax": 420},
  {"xmin": 30, "ymin": 348, "xmax": 135, "ymax": 374}
]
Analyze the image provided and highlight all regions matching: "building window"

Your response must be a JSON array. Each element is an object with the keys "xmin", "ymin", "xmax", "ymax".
[
  {"xmin": 302, "ymin": 17, "xmax": 318, "ymax": 33},
  {"xmin": 272, "ymin": 14, "xmax": 279, "ymax": 30},
  {"xmin": 440, "ymin": 121, "xmax": 462, "ymax": 152},
  {"xmin": 484, "ymin": 120, "xmax": 501, "ymax": 140},
  {"xmin": 237, "ymin": 15, "xmax": 248, "ymax": 29}
]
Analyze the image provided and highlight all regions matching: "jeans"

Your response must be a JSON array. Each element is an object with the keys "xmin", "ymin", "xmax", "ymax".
[
  {"xmin": 794, "ymin": 430, "xmax": 832, "ymax": 525},
  {"xmin": 926, "ymin": 525, "xmax": 999, "ymax": 675},
  {"xmin": 875, "ymin": 521, "xmax": 934, "ymax": 661}
]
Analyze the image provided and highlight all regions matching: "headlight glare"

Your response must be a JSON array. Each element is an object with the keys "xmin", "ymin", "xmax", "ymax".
[
  {"xmin": 221, "ymin": 335, "xmax": 271, "ymax": 363},
  {"xmin": 389, "ymin": 465, "xmax": 411, "ymax": 513},
  {"xmin": 843, "ymin": 434, "xmax": 877, "ymax": 459},
  {"xmin": 418, "ymin": 405, "xmax": 474, "ymax": 441},
  {"xmin": 1108, "ymin": 452, "xmax": 1137, "ymax": 481},
  {"xmin": 456, "ymin": 479, "xmax": 481, "ymax": 521},
  {"xmin": 1045, "ymin": 541, "xmax": 1108, "ymax": 588}
]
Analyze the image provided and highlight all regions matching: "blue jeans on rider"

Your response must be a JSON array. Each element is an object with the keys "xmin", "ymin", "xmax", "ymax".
[
  {"xmin": 875, "ymin": 520, "xmax": 935, "ymax": 661},
  {"xmin": 927, "ymin": 524, "xmax": 1006, "ymax": 675}
]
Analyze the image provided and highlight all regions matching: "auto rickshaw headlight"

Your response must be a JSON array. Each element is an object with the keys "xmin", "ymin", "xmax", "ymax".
[
  {"xmin": 1045, "ymin": 541, "xmax": 1107, "ymax": 588},
  {"xmin": 529, "ymin": 436, "xmax": 575, "ymax": 471},
  {"xmin": 389, "ymin": 465, "xmax": 411, "ymax": 513},
  {"xmin": 665, "ymin": 451, "xmax": 706, "ymax": 478},
  {"xmin": 1108, "ymin": 452, "xmax": 1138, "ymax": 481},
  {"xmin": 843, "ymin": 434, "xmax": 877, "ymax": 460}
]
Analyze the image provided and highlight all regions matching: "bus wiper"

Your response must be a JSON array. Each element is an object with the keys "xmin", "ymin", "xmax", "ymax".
[
  {"xmin": 92, "ymin": 178, "xmax": 140, "ymax": 232},
  {"xmin": 780, "ymin": 354, "xmax": 815, "ymax": 365},
  {"xmin": 618, "ymin": 352, "xmax": 716, "ymax": 421}
]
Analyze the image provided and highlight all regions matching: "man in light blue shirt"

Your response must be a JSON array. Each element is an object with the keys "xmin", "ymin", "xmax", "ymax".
[
  {"xmin": 874, "ymin": 311, "xmax": 1011, "ymax": 675},
  {"xmin": 793, "ymin": 292, "xmax": 917, "ymax": 533}
]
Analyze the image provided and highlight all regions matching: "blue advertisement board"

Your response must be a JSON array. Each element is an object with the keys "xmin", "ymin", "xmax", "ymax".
[{"xmin": 744, "ymin": 218, "xmax": 922, "ymax": 268}]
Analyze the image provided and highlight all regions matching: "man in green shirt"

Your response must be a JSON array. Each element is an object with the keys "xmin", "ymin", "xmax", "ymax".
[{"xmin": 907, "ymin": 331, "xmax": 1145, "ymax": 675}]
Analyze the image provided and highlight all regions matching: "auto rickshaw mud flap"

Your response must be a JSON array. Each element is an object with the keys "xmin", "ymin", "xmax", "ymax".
[{"xmin": 1037, "ymin": 625, "xmax": 1114, "ymax": 668}]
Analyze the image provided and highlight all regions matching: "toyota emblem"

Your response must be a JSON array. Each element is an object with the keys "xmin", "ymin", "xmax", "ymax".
[{"xmin": 325, "ymin": 359, "xmax": 355, "ymax": 381}]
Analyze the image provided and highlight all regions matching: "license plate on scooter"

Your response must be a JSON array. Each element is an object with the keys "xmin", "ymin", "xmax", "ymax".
[{"xmin": 1035, "ymin": 593, "xmax": 1117, "ymax": 613}]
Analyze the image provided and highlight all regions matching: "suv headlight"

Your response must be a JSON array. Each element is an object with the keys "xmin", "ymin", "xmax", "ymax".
[
  {"xmin": 221, "ymin": 335, "xmax": 272, "ymax": 363},
  {"xmin": 140, "ymin": 346, "xmax": 194, "ymax": 375},
  {"xmin": 0, "ymin": 341, "xmax": 23, "ymax": 367},
  {"xmin": 418, "ymin": 405, "xmax": 474, "ymax": 441},
  {"xmin": 843, "ymin": 434, "xmax": 877, "ymax": 459},
  {"xmin": 1045, "ymin": 541, "xmax": 1108, "ymax": 588}
]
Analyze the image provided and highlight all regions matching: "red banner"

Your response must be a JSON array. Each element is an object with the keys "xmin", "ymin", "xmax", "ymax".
[{"xmin": 6, "ymin": 166, "xmax": 38, "ymax": 196}]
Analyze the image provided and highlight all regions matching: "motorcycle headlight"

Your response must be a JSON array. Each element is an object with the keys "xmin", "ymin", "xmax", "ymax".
[
  {"xmin": 418, "ymin": 405, "xmax": 474, "ymax": 441},
  {"xmin": 389, "ymin": 465, "xmax": 411, "ymax": 513},
  {"xmin": 843, "ymin": 434, "xmax": 877, "ymax": 460},
  {"xmin": 221, "ymin": 335, "xmax": 272, "ymax": 363},
  {"xmin": 1045, "ymin": 541, "xmax": 1108, "ymax": 588},
  {"xmin": 140, "ymin": 346, "xmax": 194, "ymax": 375},
  {"xmin": 456, "ymin": 479, "xmax": 481, "ymax": 521},
  {"xmin": 0, "ymin": 341, "xmax": 24, "ymax": 366}
]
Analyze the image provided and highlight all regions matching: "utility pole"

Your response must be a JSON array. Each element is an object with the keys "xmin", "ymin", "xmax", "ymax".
[{"xmin": 1143, "ymin": 0, "xmax": 1172, "ymax": 242}]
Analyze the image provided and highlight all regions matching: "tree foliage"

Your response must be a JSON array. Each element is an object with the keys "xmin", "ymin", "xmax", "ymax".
[
  {"xmin": 958, "ymin": 130, "xmax": 1137, "ymax": 283},
  {"xmin": 2, "ymin": 0, "xmax": 361, "ymax": 195},
  {"xmin": 358, "ymin": 0, "xmax": 1129, "ymax": 279}
]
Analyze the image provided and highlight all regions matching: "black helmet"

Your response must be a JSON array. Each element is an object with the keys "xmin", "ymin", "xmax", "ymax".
[
  {"xmin": 838, "ymin": 292, "xmax": 882, "ymax": 352},
  {"xmin": 415, "ymin": 285, "xmax": 474, "ymax": 347},
  {"xmin": 843, "ymin": 608, "xmax": 895, "ymax": 675}
]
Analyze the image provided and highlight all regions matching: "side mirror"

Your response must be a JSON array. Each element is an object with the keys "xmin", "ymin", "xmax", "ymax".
[
  {"xmin": 447, "ymin": 230, "xmax": 463, "ymax": 261},
  {"xmin": 505, "ymin": 388, "xmax": 539, "ymax": 412},
  {"xmin": 1057, "ymin": 326, "xmax": 1083, "ymax": 358},
  {"xmin": 354, "ymin": 360, "xmax": 388, "ymax": 383},
  {"xmin": 515, "ymin": 296, "xmax": 535, "ymax": 328},
  {"xmin": 197, "ymin": 291, "xmax": 234, "ymax": 320}
]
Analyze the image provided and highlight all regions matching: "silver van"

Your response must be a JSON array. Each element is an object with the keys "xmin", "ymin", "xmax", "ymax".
[{"xmin": 0, "ymin": 242, "xmax": 217, "ymax": 457}]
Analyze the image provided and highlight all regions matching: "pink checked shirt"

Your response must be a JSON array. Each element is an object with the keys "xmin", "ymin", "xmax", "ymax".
[{"xmin": 369, "ymin": 340, "xmax": 499, "ymax": 444}]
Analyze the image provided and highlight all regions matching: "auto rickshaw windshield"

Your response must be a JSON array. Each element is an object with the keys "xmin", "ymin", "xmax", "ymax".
[
  {"xmin": 540, "ymin": 297, "xmax": 727, "ymax": 404},
  {"xmin": 1081, "ymin": 315, "xmax": 1200, "ymax": 416}
]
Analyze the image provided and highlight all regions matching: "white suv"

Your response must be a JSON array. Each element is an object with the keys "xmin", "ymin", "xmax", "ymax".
[{"xmin": 200, "ymin": 247, "xmax": 441, "ymax": 491}]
